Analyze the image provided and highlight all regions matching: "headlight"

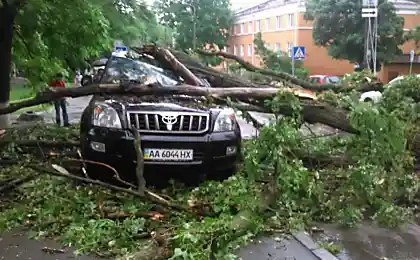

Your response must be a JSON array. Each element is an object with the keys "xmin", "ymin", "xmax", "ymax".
[
  {"xmin": 92, "ymin": 103, "xmax": 122, "ymax": 128},
  {"xmin": 213, "ymin": 109, "xmax": 237, "ymax": 132}
]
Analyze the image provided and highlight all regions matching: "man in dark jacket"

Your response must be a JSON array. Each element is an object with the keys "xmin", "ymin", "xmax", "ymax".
[{"xmin": 49, "ymin": 73, "xmax": 70, "ymax": 126}]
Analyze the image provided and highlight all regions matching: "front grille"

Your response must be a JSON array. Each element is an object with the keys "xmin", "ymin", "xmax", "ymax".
[{"xmin": 127, "ymin": 111, "xmax": 210, "ymax": 134}]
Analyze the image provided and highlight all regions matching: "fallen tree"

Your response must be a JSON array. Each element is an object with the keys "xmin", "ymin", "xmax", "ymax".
[{"xmin": 1, "ymin": 45, "xmax": 420, "ymax": 260}]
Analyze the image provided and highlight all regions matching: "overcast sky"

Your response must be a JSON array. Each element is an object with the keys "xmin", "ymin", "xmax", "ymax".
[
  {"xmin": 230, "ymin": 0, "xmax": 262, "ymax": 10},
  {"xmin": 145, "ymin": 0, "xmax": 263, "ymax": 11}
]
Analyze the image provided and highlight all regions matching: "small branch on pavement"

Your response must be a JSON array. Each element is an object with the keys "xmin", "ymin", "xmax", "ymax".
[
  {"xmin": 65, "ymin": 158, "xmax": 136, "ymax": 188},
  {"xmin": 0, "ymin": 139, "xmax": 79, "ymax": 147},
  {"xmin": 104, "ymin": 210, "xmax": 165, "ymax": 221},
  {"xmin": 0, "ymin": 174, "xmax": 39, "ymax": 194},
  {"xmin": 30, "ymin": 164, "xmax": 211, "ymax": 217}
]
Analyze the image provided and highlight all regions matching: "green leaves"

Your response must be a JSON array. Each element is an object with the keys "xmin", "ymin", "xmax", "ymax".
[
  {"xmin": 305, "ymin": 0, "xmax": 405, "ymax": 65},
  {"xmin": 253, "ymin": 33, "xmax": 308, "ymax": 78},
  {"xmin": 155, "ymin": 0, "xmax": 233, "ymax": 51},
  {"xmin": 10, "ymin": 0, "xmax": 171, "ymax": 88}
]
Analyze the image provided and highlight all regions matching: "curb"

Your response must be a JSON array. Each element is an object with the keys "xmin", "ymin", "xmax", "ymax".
[{"xmin": 292, "ymin": 231, "xmax": 339, "ymax": 260}]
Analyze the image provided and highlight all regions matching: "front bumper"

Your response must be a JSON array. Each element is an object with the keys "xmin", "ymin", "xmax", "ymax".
[{"xmin": 81, "ymin": 127, "xmax": 241, "ymax": 172}]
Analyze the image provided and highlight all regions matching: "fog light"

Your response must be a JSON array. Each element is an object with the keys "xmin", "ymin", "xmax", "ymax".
[
  {"xmin": 226, "ymin": 146, "xmax": 237, "ymax": 155},
  {"xmin": 90, "ymin": 141, "xmax": 105, "ymax": 153}
]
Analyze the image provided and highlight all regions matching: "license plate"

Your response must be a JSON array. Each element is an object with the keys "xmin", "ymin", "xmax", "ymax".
[{"xmin": 143, "ymin": 148, "xmax": 193, "ymax": 161}]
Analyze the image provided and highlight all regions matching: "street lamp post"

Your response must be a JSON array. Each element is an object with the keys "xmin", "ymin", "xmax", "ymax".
[{"xmin": 184, "ymin": 4, "xmax": 196, "ymax": 50}]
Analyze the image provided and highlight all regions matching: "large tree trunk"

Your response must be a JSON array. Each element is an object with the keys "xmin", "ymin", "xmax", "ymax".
[{"xmin": 0, "ymin": 7, "xmax": 15, "ymax": 128}]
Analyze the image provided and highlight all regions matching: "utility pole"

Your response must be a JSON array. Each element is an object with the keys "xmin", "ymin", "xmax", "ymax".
[{"xmin": 362, "ymin": 0, "xmax": 378, "ymax": 74}]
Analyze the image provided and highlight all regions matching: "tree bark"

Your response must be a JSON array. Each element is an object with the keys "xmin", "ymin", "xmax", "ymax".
[
  {"xmin": 0, "ymin": 6, "xmax": 16, "ymax": 128},
  {"xmin": 0, "ymin": 82, "xmax": 358, "ymax": 134}
]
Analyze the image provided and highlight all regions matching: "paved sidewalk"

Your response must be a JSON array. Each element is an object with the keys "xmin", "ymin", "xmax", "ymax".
[{"xmin": 0, "ymin": 231, "xmax": 102, "ymax": 260}]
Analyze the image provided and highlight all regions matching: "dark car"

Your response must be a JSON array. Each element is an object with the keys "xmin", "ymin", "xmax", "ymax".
[{"xmin": 79, "ymin": 52, "xmax": 242, "ymax": 185}]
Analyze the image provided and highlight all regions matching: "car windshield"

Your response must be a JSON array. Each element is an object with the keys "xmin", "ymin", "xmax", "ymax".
[
  {"xmin": 101, "ymin": 56, "xmax": 180, "ymax": 86},
  {"xmin": 327, "ymin": 76, "xmax": 341, "ymax": 84}
]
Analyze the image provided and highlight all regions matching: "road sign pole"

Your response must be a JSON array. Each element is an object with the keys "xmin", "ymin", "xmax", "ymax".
[
  {"xmin": 410, "ymin": 49, "xmax": 415, "ymax": 74},
  {"xmin": 291, "ymin": 46, "xmax": 305, "ymax": 77},
  {"xmin": 292, "ymin": 56, "xmax": 295, "ymax": 76}
]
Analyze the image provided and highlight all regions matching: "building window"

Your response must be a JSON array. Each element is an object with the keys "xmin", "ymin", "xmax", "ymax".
[
  {"xmin": 248, "ymin": 44, "xmax": 252, "ymax": 56},
  {"xmin": 234, "ymin": 45, "xmax": 238, "ymax": 56},
  {"xmin": 248, "ymin": 21, "xmax": 253, "ymax": 33},
  {"xmin": 240, "ymin": 23, "xmax": 244, "ymax": 34},
  {"xmin": 288, "ymin": 14, "xmax": 295, "ymax": 27},
  {"xmin": 275, "ymin": 43, "xmax": 280, "ymax": 51},
  {"xmin": 276, "ymin": 16, "xmax": 281, "ymax": 28},
  {"xmin": 256, "ymin": 20, "xmax": 261, "ymax": 32},
  {"xmin": 266, "ymin": 18, "xmax": 270, "ymax": 30},
  {"xmin": 287, "ymin": 42, "xmax": 293, "ymax": 57},
  {"xmin": 240, "ymin": 44, "xmax": 244, "ymax": 56}
]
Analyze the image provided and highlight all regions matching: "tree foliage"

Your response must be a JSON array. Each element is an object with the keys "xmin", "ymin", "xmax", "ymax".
[
  {"xmin": 253, "ymin": 32, "xmax": 308, "ymax": 78},
  {"xmin": 305, "ymin": 0, "xmax": 405, "ymax": 66},
  {"xmin": 155, "ymin": 0, "xmax": 233, "ymax": 51},
  {"xmin": 0, "ymin": 0, "xmax": 171, "ymax": 107},
  {"xmin": 405, "ymin": 25, "xmax": 420, "ymax": 53}
]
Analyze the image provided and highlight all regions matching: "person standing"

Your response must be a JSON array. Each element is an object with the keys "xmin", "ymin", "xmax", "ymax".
[
  {"xmin": 49, "ymin": 73, "xmax": 70, "ymax": 126},
  {"xmin": 74, "ymin": 70, "xmax": 83, "ymax": 87}
]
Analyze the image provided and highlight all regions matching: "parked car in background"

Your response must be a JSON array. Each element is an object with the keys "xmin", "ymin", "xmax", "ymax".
[
  {"xmin": 309, "ymin": 75, "xmax": 342, "ymax": 84},
  {"xmin": 359, "ymin": 74, "xmax": 420, "ymax": 103},
  {"xmin": 79, "ymin": 51, "xmax": 242, "ymax": 186}
]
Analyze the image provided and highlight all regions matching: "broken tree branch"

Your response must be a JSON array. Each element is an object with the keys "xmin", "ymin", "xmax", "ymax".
[
  {"xmin": 0, "ymin": 82, "xmax": 358, "ymax": 134},
  {"xmin": 196, "ymin": 50, "xmax": 382, "ymax": 93},
  {"xmin": 132, "ymin": 129, "xmax": 146, "ymax": 195},
  {"xmin": 153, "ymin": 47, "xmax": 203, "ymax": 86},
  {"xmin": 0, "ymin": 139, "xmax": 79, "ymax": 147}
]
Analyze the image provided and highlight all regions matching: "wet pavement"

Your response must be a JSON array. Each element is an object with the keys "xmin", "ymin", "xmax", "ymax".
[
  {"xmin": 0, "ymin": 231, "xmax": 102, "ymax": 260},
  {"xmin": 237, "ymin": 234, "xmax": 323, "ymax": 260},
  {"xmin": 313, "ymin": 221, "xmax": 420, "ymax": 260}
]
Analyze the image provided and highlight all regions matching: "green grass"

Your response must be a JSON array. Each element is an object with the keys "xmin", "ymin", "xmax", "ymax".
[
  {"xmin": 9, "ymin": 82, "xmax": 73, "ymax": 114},
  {"xmin": 10, "ymin": 85, "xmax": 34, "ymax": 103}
]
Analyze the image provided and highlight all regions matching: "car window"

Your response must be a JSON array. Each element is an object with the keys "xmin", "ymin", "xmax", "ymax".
[
  {"xmin": 326, "ymin": 76, "xmax": 340, "ymax": 84},
  {"xmin": 101, "ymin": 56, "xmax": 180, "ymax": 86},
  {"xmin": 309, "ymin": 77, "xmax": 320, "ymax": 84}
]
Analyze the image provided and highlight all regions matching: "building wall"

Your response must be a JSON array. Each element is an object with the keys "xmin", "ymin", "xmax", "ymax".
[
  {"xmin": 379, "ymin": 63, "xmax": 420, "ymax": 83},
  {"xmin": 228, "ymin": 0, "xmax": 420, "ymax": 81}
]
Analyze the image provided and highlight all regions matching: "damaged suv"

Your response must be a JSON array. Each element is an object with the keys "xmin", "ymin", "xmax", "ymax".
[{"xmin": 79, "ymin": 51, "xmax": 242, "ymax": 185}]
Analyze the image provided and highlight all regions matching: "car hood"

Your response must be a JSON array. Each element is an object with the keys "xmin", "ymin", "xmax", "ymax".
[{"xmin": 94, "ymin": 94, "xmax": 220, "ymax": 113}]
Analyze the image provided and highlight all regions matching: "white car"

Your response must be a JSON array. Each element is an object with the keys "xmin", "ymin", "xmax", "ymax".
[{"xmin": 359, "ymin": 74, "xmax": 420, "ymax": 103}]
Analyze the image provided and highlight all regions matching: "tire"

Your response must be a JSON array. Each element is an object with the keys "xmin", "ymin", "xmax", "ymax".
[{"xmin": 364, "ymin": 98, "xmax": 374, "ymax": 104}]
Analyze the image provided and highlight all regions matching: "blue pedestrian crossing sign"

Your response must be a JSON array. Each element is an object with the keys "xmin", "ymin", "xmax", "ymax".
[
  {"xmin": 292, "ymin": 46, "xmax": 305, "ymax": 60},
  {"xmin": 115, "ymin": 45, "xmax": 128, "ymax": 52}
]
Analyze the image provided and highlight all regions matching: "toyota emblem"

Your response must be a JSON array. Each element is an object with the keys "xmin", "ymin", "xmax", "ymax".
[{"xmin": 160, "ymin": 112, "xmax": 179, "ymax": 130}]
